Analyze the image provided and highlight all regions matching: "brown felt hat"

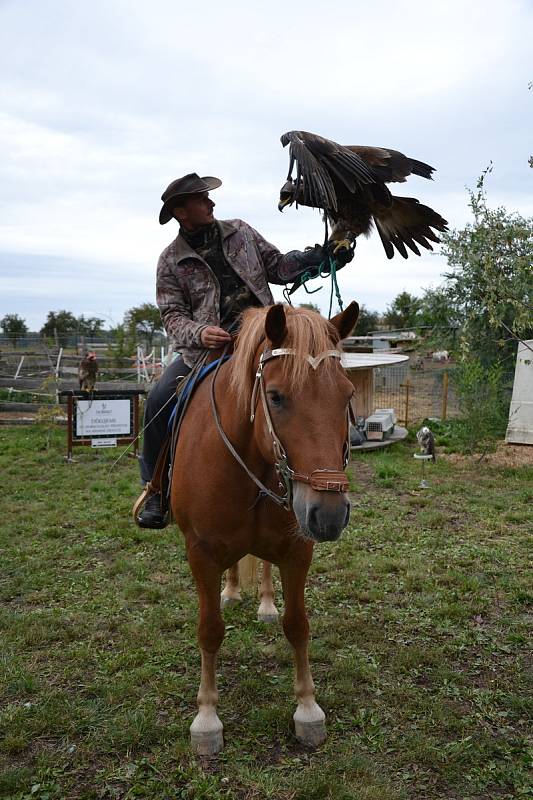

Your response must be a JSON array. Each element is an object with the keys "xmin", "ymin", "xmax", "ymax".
[{"xmin": 159, "ymin": 173, "xmax": 222, "ymax": 224}]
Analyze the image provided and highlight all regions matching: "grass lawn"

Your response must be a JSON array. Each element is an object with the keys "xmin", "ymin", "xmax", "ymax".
[{"xmin": 1, "ymin": 425, "xmax": 531, "ymax": 799}]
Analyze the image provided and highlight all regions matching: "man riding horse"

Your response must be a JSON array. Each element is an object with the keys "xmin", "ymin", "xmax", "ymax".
[{"xmin": 136, "ymin": 172, "xmax": 353, "ymax": 528}]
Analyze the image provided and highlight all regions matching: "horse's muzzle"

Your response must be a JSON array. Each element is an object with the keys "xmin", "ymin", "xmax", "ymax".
[{"xmin": 293, "ymin": 485, "xmax": 351, "ymax": 542}]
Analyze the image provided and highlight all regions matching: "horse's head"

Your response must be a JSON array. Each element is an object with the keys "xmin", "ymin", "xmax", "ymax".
[{"xmin": 232, "ymin": 302, "xmax": 359, "ymax": 543}]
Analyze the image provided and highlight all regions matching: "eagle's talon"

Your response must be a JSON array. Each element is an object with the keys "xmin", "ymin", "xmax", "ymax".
[{"xmin": 332, "ymin": 239, "xmax": 352, "ymax": 254}]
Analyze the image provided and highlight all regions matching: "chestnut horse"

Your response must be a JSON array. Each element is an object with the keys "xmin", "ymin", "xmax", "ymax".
[{"xmin": 171, "ymin": 301, "xmax": 359, "ymax": 754}]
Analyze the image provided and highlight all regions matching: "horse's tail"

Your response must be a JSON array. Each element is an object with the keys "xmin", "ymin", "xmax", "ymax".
[{"xmin": 238, "ymin": 555, "xmax": 259, "ymax": 594}]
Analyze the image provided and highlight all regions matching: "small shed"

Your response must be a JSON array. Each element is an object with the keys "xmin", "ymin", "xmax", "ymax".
[{"xmin": 341, "ymin": 352, "xmax": 409, "ymax": 418}]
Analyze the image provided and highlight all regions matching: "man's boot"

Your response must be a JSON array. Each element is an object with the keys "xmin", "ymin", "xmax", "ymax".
[{"xmin": 136, "ymin": 492, "xmax": 169, "ymax": 529}]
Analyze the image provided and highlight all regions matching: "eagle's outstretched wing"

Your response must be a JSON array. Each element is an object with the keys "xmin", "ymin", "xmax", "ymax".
[
  {"xmin": 346, "ymin": 145, "xmax": 435, "ymax": 183},
  {"xmin": 280, "ymin": 130, "xmax": 375, "ymax": 211},
  {"xmin": 373, "ymin": 196, "xmax": 448, "ymax": 259}
]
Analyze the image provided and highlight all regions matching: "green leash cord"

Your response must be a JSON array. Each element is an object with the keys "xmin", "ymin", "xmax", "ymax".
[
  {"xmin": 326, "ymin": 254, "xmax": 344, "ymax": 318},
  {"xmin": 283, "ymin": 254, "xmax": 344, "ymax": 319}
]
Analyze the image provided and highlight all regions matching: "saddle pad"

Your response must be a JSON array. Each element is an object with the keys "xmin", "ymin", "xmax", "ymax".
[{"xmin": 167, "ymin": 356, "xmax": 231, "ymax": 433}]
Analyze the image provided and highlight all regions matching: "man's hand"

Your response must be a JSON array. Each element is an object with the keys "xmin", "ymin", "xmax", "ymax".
[{"xmin": 201, "ymin": 326, "xmax": 232, "ymax": 349}]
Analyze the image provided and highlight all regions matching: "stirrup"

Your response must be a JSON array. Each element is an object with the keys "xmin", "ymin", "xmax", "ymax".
[{"xmin": 132, "ymin": 482, "xmax": 155, "ymax": 526}]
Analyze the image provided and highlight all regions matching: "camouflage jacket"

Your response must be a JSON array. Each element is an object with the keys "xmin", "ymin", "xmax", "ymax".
[{"xmin": 156, "ymin": 219, "xmax": 316, "ymax": 366}]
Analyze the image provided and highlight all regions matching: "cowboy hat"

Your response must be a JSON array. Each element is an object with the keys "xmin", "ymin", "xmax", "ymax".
[{"xmin": 159, "ymin": 173, "xmax": 222, "ymax": 224}]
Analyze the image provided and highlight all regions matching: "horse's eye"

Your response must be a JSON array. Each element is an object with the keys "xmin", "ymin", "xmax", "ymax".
[{"xmin": 268, "ymin": 390, "xmax": 283, "ymax": 408}]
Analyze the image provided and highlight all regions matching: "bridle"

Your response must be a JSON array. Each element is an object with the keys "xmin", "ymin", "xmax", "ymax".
[{"xmin": 210, "ymin": 345, "xmax": 356, "ymax": 511}]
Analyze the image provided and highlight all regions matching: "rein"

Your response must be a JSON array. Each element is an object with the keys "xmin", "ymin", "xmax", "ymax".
[{"xmin": 210, "ymin": 345, "xmax": 353, "ymax": 511}]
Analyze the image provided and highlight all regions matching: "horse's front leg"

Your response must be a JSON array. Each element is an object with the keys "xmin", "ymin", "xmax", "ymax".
[
  {"xmin": 187, "ymin": 544, "xmax": 225, "ymax": 755},
  {"xmin": 258, "ymin": 561, "xmax": 279, "ymax": 623},
  {"xmin": 279, "ymin": 550, "xmax": 326, "ymax": 747}
]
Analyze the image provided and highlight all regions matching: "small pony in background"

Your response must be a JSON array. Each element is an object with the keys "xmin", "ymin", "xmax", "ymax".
[{"xmin": 171, "ymin": 301, "xmax": 359, "ymax": 754}]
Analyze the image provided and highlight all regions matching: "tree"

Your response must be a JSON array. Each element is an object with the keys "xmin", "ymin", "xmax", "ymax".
[
  {"xmin": 351, "ymin": 304, "xmax": 381, "ymax": 336},
  {"xmin": 418, "ymin": 286, "xmax": 459, "ymax": 330},
  {"xmin": 125, "ymin": 303, "xmax": 164, "ymax": 348},
  {"xmin": 298, "ymin": 302, "xmax": 321, "ymax": 313},
  {"xmin": 40, "ymin": 310, "xmax": 79, "ymax": 343},
  {"xmin": 108, "ymin": 322, "xmax": 136, "ymax": 363},
  {"xmin": 383, "ymin": 291, "xmax": 422, "ymax": 329},
  {"xmin": 417, "ymin": 286, "xmax": 461, "ymax": 351},
  {"xmin": 0, "ymin": 313, "xmax": 28, "ymax": 346},
  {"xmin": 440, "ymin": 167, "xmax": 533, "ymax": 365},
  {"xmin": 76, "ymin": 315, "xmax": 105, "ymax": 337},
  {"xmin": 40, "ymin": 310, "xmax": 107, "ymax": 345}
]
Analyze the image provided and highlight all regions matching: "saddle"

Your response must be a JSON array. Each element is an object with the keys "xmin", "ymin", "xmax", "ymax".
[{"xmin": 132, "ymin": 351, "xmax": 231, "ymax": 526}]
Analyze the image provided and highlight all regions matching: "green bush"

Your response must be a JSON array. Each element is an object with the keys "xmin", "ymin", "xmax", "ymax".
[{"xmin": 448, "ymin": 358, "xmax": 509, "ymax": 454}]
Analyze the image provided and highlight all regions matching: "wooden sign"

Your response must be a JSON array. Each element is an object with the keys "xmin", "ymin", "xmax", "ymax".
[{"xmin": 59, "ymin": 389, "xmax": 145, "ymax": 461}]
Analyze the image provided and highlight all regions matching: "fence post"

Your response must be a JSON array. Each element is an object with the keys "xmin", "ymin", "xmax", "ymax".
[
  {"xmin": 55, "ymin": 348, "xmax": 63, "ymax": 379},
  {"xmin": 14, "ymin": 356, "xmax": 25, "ymax": 379},
  {"xmin": 404, "ymin": 379, "xmax": 411, "ymax": 427},
  {"xmin": 441, "ymin": 371, "xmax": 449, "ymax": 421}
]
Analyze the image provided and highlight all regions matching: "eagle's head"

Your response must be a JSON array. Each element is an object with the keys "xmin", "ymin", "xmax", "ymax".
[{"xmin": 278, "ymin": 179, "xmax": 303, "ymax": 211}]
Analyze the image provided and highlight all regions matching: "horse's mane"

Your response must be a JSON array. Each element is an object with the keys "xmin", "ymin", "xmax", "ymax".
[{"xmin": 229, "ymin": 305, "xmax": 341, "ymax": 411}]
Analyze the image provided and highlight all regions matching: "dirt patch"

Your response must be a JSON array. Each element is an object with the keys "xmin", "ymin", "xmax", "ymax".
[
  {"xmin": 349, "ymin": 458, "xmax": 375, "ymax": 488},
  {"xmin": 442, "ymin": 441, "xmax": 533, "ymax": 468}
]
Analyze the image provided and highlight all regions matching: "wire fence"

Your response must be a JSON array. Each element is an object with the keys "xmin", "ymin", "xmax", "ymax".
[
  {"xmin": 0, "ymin": 344, "xmax": 514, "ymax": 428},
  {"xmin": 373, "ymin": 362, "xmax": 516, "ymax": 425},
  {"xmin": 373, "ymin": 362, "xmax": 460, "ymax": 425},
  {"xmin": 0, "ymin": 344, "xmax": 167, "ymax": 415}
]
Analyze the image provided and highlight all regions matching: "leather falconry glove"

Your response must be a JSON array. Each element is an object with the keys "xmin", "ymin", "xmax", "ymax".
[
  {"xmin": 286, "ymin": 240, "xmax": 355, "ymax": 296},
  {"xmin": 285, "ymin": 244, "xmax": 326, "ymax": 295}
]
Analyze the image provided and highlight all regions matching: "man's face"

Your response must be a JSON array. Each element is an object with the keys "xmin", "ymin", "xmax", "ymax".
[{"xmin": 174, "ymin": 192, "xmax": 215, "ymax": 229}]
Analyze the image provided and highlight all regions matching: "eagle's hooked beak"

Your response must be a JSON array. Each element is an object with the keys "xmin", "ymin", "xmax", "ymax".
[{"xmin": 278, "ymin": 179, "xmax": 296, "ymax": 212}]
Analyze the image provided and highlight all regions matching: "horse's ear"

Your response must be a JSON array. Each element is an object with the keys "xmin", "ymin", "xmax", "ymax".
[
  {"xmin": 330, "ymin": 301, "xmax": 359, "ymax": 341},
  {"xmin": 265, "ymin": 303, "xmax": 288, "ymax": 348}
]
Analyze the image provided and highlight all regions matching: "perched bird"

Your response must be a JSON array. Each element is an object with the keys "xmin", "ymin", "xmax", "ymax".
[
  {"xmin": 416, "ymin": 426, "xmax": 436, "ymax": 462},
  {"xmin": 78, "ymin": 351, "xmax": 98, "ymax": 392},
  {"xmin": 278, "ymin": 130, "xmax": 448, "ymax": 259}
]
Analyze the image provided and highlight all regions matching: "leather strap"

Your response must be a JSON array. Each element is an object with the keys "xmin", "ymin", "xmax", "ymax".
[
  {"xmin": 292, "ymin": 469, "xmax": 349, "ymax": 492},
  {"xmin": 132, "ymin": 436, "xmax": 171, "ymax": 525},
  {"xmin": 212, "ymin": 343, "xmax": 351, "ymax": 510},
  {"xmin": 210, "ymin": 346, "xmax": 292, "ymax": 509},
  {"xmin": 132, "ymin": 483, "xmax": 152, "ymax": 523}
]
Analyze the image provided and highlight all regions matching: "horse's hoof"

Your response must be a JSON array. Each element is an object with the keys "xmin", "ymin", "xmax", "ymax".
[
  {"xmin": 190, "ymin": 713, "xmax": 224, "ymax": 755},
  {"xmin": 257, "ymin": 602, "xmax": 279, "ymax": 623},
  {"xmin": 294, "ymin": 717, "xmax": 327, "ymax": 747},
  {"xmin": 257, "ymin": 612, "xmax": 279, "ymax": 623},
  {"xmin": 294, "ymin": 704, "xmax": 326, "ymax": 747},
  {"xmin": 191, "ymin": 727, "xmax": 224, "ymax": 755},
  {"xmin": 220, "ymin": 594, "xmax": 241, "ymax": 609}
]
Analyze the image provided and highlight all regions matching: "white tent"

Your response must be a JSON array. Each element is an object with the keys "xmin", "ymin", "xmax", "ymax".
[{"xmin": 505, "ymin": 340, "xmax": 533, "ymax": 445}]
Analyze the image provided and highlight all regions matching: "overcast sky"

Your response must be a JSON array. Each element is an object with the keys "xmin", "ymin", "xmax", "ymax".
[{"xmin": 1, "ymin": 0, "xmax": 531, "ymax": 331}]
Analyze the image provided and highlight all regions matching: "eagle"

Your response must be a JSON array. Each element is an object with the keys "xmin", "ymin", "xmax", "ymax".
[
  {"xmin": 278, "ymin": 130, "xmax": 448, "ymax": 259},
  {"xmin": 78, "ymin": 351, "xmax": 98, "ymax": 392}
]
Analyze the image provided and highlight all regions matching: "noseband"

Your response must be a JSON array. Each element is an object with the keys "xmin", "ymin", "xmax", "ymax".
[{"xmin": 210, "ymin": 346, "xmax": 354, "ymax": 511}]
